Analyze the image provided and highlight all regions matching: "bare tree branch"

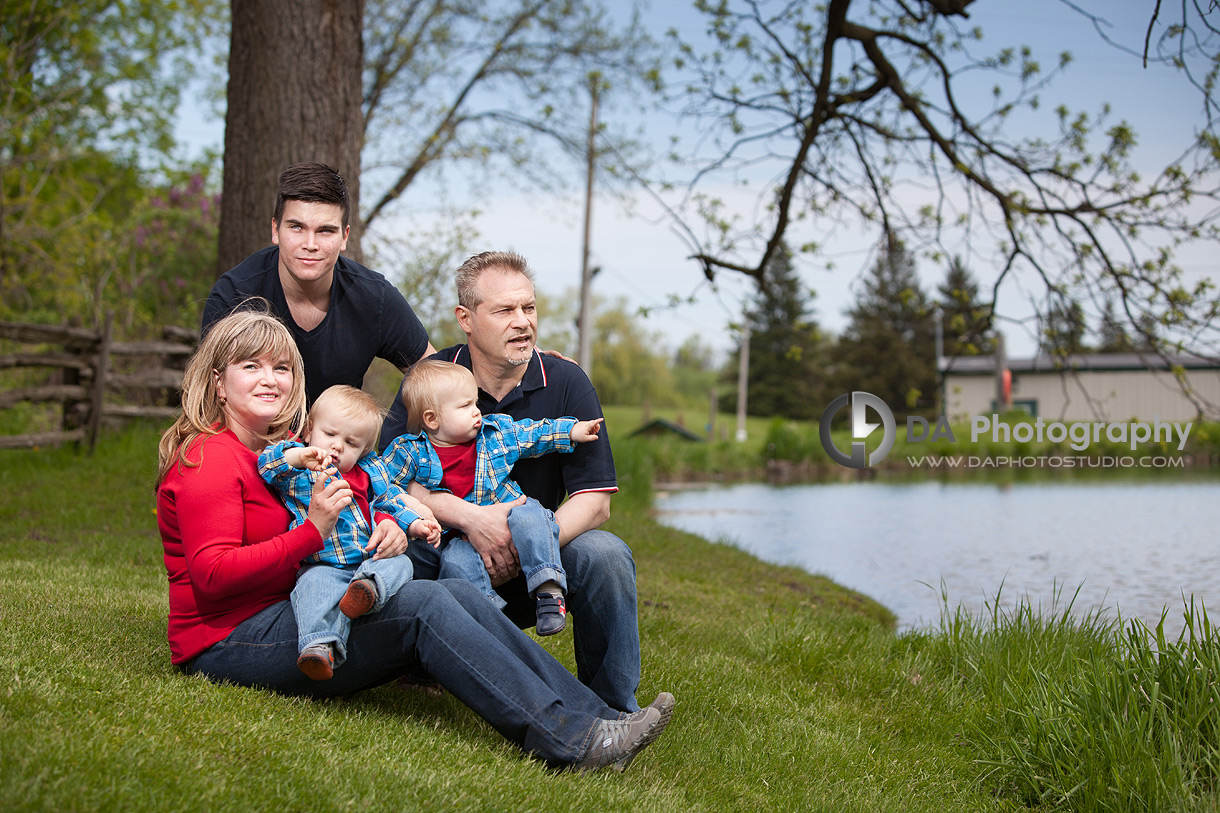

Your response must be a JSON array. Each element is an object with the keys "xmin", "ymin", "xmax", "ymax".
[{"xmin": 663, "ymin": 0, "xmax": 1220, "ymax": 415}]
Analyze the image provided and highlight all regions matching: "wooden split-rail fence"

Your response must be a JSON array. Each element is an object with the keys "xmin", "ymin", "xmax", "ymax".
[{"xmin": 0, "ymin": 315, "xmax": 197, "ymax": 452}]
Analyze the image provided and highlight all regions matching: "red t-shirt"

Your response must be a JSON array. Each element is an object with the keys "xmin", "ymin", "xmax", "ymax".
[
  {"xmin": 434, "ymin": 439, "xmax": 477, "ymax": 499},
  {"xmin": 342, "ymin": 463, "xmax": 374, "ymax": 527},
  {"xmin": 157, "ymin": 429, "xmax": 323, "ymax": 665}
]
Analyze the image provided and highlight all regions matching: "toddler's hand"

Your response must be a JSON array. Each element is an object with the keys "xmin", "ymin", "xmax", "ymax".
[
  {"xmin": 294, "ymin": 446, "xmax": 336, "ymax": 473},
  {"xmin": 410, "ymin": 516, "xmax": 443, "ymax": 548},
  {"xmin": 570, "ymin": 417, "xmax": 604, "ymax": 443}
]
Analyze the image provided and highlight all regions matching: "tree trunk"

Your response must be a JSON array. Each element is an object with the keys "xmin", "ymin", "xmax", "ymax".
[{"xmin": 217, "ymin": 0, "xmax": 365, "ymax": 276}]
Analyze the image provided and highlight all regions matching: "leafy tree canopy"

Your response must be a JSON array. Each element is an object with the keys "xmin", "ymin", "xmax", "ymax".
[{"xmin": 2, "ymin": 0, "xmax": 223, "ymax": 330}]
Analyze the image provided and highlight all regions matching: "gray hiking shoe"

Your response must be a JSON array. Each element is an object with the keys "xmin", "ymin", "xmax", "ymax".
[
  {"xmin": 574, "ymin": 706, "xmax": 660, "ymax": 772},
  {"xmin": 611, "ymin": 692, "xmax": 676, "ymax": 773}
]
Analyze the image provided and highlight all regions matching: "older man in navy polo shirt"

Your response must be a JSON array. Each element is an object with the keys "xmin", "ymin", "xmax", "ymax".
[{"xmin": 380, "ymin": 251, "xmax": 640, "ymax": 714}]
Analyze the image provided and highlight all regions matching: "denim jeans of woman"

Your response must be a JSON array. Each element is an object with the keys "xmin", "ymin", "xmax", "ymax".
[{"xmin": 188, "ymin": 578, "xmax": 615, "ymax": 764}]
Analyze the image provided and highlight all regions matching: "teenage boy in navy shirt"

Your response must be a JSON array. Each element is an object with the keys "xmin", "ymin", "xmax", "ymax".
[
  {"xmin": 202, "ymin": 163, "xmax": 437, "ymax": 405},
  {"xmin": 380, "ymin": 251, "xmax": 641, "ymax": 716}
]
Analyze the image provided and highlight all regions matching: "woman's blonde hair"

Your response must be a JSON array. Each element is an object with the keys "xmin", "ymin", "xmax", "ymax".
[
  {"xmin": 398, "ymin": 359, "xmax": 475, "ymax": 434},
  {"xmin": 156, "ymin": 311, "xmax": 307, "ymax": 486}
]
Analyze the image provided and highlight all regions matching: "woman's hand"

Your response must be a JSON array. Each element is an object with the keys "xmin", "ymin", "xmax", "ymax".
[
  {"xmin": 367, "ymin": 517, "xmax": 409, "ymax": 559},
  {"xmin": 306, "ymin": 474, "xmax": 351, "ymax": 538}
]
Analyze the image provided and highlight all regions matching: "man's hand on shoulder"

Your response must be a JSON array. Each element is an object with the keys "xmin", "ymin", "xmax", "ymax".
[{"xmin": 539, "ymin": 347, "xmax": 576, "ymax": 364}]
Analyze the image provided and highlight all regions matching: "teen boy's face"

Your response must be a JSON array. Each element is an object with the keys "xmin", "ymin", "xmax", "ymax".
[
  {"xmin": 271, "ymin": 199, "xmax": 349, "ymax": 289},
  {"xmin": 428, "ymin": 378, "xmax": 483, "ymax": 446},
  {"xmin": 304, "ymin": 405, "xmax": 373, "ymax": 474}
]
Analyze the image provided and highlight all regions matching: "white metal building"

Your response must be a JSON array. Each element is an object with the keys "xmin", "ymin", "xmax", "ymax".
[{"xmin": 942, "ymin": 354, "xmax": 1220, "ymax": 422}]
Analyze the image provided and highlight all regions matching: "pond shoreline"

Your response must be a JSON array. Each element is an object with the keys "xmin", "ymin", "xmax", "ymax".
[
  {"xmin": 654, "ymin": 477, "xmax": 1220, "ymax": 634},
  {"xmin": 655, "ymin": 452, "xmax": 1220, "ymax": 489}
]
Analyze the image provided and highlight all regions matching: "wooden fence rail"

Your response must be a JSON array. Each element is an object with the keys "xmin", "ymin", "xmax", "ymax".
[{"xmin": 0, "ymin": 316, "xmax": 197, "ymax": 452}]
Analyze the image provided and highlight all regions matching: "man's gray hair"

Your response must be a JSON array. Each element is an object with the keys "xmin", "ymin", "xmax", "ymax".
[{"xmin": 455, "ymin": 251, "xmax": 535, "ymax": 309}]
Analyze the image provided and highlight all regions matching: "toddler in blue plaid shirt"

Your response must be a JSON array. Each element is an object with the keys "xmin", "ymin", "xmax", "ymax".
[
  {"xmin": 383, "ymin": 361, "xmax": 603, "ymax": 636},
  {"xmin": 260, "ymin": 385, "xmax": 441, "ymax": 680}
]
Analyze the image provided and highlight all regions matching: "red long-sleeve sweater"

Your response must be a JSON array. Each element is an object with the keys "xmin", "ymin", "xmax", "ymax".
[{"xmin": 157, "ymin": 429, "xmax": 323, "ymax": 665}]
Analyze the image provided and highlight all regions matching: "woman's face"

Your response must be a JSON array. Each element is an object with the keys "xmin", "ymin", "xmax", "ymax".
[{"xmin": 215, "ymin": 354, "xmax": 295, "ymax": 437}]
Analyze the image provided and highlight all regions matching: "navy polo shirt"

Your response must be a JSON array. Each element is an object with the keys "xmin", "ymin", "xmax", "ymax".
[{"xmin": 379, "ymin": 345, "xmax": 617, "ymax": 511}]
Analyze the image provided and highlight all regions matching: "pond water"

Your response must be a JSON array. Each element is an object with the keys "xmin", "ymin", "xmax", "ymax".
[{"xmin": 654, "ymin": 477, "xmax": 1220, "ymax": 634}]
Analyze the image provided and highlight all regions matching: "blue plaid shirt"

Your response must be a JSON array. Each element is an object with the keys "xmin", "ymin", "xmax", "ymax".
[
  {"xmin": 259, "ymin": 440, "xmax": 422, "ymax": 567},
  {"xmin": 383, "ymin": 413, "xmax": 577, "ymax": 506}
]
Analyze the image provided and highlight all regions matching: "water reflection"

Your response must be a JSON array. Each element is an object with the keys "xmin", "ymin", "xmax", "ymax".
[{"xmin": 655, "ymin": 478, "xmax": 1220, "ymax": 634}]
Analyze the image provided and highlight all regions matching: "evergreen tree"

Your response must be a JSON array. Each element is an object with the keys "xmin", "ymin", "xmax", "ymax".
[
  {"xmin": 1041, "ymin": 299, "xmax": 1089, "ymax": 357},
  {"xmin": 669, "ymin": 1, "xmax": 1220, "ymax": 369},
  {"xmin": 833, "ymin": 234, "xmax": 936, "ymax": 417},
  {"xmin": 1097, "ymin": 299, "xmax": 1134, "ymax": 353},
  {"xmin": 1133, "ymin": 313, "xmax": 1161, "ymax": 352},
  {"xmin": 719, "ymin": 242, "xmax": 827, "ymax": 420},
  {"xmin": 936, "ymin": 256, "xmax": 994, "ymax": 357}
]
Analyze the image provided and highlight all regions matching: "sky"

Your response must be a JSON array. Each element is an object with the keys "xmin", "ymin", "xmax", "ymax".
[{"xmin": 177, "ymin": 0, "xmax": 1216, "ymax": 362}]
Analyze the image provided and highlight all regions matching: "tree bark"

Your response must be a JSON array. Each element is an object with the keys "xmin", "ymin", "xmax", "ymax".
[{"xmin": 217, "ymin": 0, "xmax": 365, "ymax": 276}]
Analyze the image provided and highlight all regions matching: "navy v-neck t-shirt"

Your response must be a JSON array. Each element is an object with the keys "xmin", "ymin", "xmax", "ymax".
[{"xmin": 203, "ymin": 246, "xmax": 430, "ymax": 405}]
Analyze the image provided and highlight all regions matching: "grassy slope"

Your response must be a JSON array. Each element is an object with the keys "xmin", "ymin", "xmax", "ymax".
[
  {"xmin": 4, "ymin": 420, "xmax": 1218, "ymax": 811},
  {"xmin": 0, "ymin": 424, "xmax": 1009, "ymax": 812}
]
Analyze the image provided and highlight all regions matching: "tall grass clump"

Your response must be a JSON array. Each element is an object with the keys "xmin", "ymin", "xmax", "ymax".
[
  {"xmin": 611, "ymin": 432, "xmax": 766, "ymax": 486},
  {"xmin": 913, "ymin": 588, "xmax": 1220, "ymax": 811},
  {"xmin": 609, "ymin": 433, "xmax": 658, "ymax": 509}
]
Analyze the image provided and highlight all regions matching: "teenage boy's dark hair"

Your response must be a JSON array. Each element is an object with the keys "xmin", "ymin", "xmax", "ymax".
[{"xmin": 274, "ymin": 163, "xmax": 350, "ymax": 228}]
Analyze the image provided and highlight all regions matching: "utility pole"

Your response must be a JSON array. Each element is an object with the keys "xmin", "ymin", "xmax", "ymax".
[
  {"xmin": 577, "ymin": 74, "xmax": 600, "ymax": 372},
  {"xmin": 994, "ymin": 331, "xmax": 1010, "ymax": 411},
  {"xmin": 935, "ymin": 305, "xmax": 945, "ymax": 415},
  {"xmin": 735, "ymin": 317, "xmax": 750, "ymax": 442}
]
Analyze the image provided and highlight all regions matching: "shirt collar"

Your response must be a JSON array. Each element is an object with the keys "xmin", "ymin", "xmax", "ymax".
[{"xmin": 448, "ymin": 345, "xmax": 547, "ymax": 410}]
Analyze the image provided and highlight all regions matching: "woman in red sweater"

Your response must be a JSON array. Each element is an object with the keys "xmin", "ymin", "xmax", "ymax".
[{"xmin": 156, "ymin": 310, "xmax": 672, "ymax": 771}]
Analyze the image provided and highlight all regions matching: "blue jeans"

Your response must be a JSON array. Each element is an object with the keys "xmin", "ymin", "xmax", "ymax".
[
  {"xmin": 292, "ymin": 555, "xmax": 414, "ymax": 666},
  {"xmin": 438, "ymin": 498, "xmax": 566, "ymax": 608},
  {"xmin": 187, "ymin": 579, "xmax": 615, "ymax": 765},
  {"xmin": 409, "ymin": 528, "xmax": 641, "ymax": 712}
]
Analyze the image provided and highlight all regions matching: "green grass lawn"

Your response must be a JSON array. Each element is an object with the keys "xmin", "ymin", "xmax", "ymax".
[{"xmin": 2, "ymin": 424, "xmax": 1219, "ymax": 811}]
